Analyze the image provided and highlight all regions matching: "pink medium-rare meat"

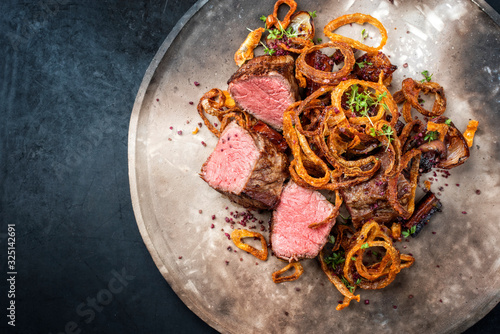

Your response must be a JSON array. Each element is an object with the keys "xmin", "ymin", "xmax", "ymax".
[
  {"xmin": 228, "ymin": 55, "xmax": 299, "ymax": 130},
  {"xmin": 270, "ymin": 181, "xmax": 336, "ymax": 261},
  {"xmin": 200, "ymin": 121, "xmax": 288, "ymax": 210}
]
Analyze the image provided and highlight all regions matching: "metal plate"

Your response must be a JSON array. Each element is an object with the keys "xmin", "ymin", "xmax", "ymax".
[{"xmin": 128, "ymin": 0, "xmax": 500, "ymax": 333}]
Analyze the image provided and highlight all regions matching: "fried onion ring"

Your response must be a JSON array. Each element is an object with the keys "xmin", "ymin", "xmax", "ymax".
[
  {"xmin": 266, "ymin": 0, "xmax": 297, "ymax": 30},
  {"xmin": 295, "ymin": 42, "xmax": 355, "ymax": 88},
  {"xmin": 234, "ymin": 27, "xmax": 265, "ymax": 67},
  {"xmin": 324, "ymin": 13, "xmax": 388, "ymax": 54},
  {"xmin": 319, "ymin": 249, "xmax": 360, "ymax": 310},
  {"xmin": 272, "ymin": 261, "xmax": 304, "ymax": 283},
  {"xmin": 230, "ymin": 229, "xmax": 268, "ymax": 261},
  {"xmin": 400, "ymin": 78, "xmax": 447, "ymax": 118}
]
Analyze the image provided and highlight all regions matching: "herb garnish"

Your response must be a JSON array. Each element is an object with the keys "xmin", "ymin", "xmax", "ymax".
[
  {"xmin": 356, "ymin": 60, "xmax": 373, "ymax": 69},
  {"xmin": 360, "ymin": 242, "xmax": 369, "ymax": 250},
  {"xmin": 421, "ymin": 70, "xmax": 433, "ymax": 82},
  {"xmin": 324, "ymin": 251, "xmax": 346, "ymax": 270},
  {"xmin": 341, "ymin": 276, "xmax": 355, "ymax": 293},
  {"xmin": 260, "ymin": 41, "xmax": 276, "ymax": 56},
  {"xmin": 424, "ymin": 131, "xmax": 439, "ymax": 142},
  {"xmin": 309, "ymin": 10, "xmax": 317, "ymax": 18},
  {"xmin": 347, "ymin": 85, "xmax": 389, "ymax": 121},
  {"xmin": 445, "ymin": 118, "xmax": 452, "ymax": 125},
  {"xmin": 361, "ymin": 28, "xmax": 369, "ymax": 40},
  {"xmin": 328, "ymin": 235, "xmax": 336, "ymax": 244},
  {"xmin": 267, "ymin": 21, "xmax": 298, "ymax": 40},
  {"xmin": 402, "ymin": 225, "xmax": 417, "ymax": 238}
]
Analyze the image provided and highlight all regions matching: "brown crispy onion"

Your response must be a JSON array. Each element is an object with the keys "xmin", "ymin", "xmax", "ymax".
[
  {"xmin": 463, "ymin": 120, "xmax": 479, "ymax": 148},
  {"xmin": 343, "ymin": 221, "xmax": 413, "ymax": 290},
  {"xmin": 319, "ymin": 249, "xmax": 360, "ymax": 310},
  {"xmin": 230, "ymin": 229, "xmax": 268, "ymax": 261},
  {"xmin": 295, "ymin": 42, "xmax": 355, "ymax": 88},
  {"xmin": 234, "ymin": 28, "xmax": 265, "ymax": 67},
  {"xmin": 266, "ymin": 0, "xmax": 297, "ymax": 30},
  {"xmin": 197, "ymin": 88, "xmax": 252, "ymax": 137},
  {"xmin": 272, "ymin": 261, "xmax": 304, "ymax": 283},
  {"xmin": 324, "ymin": 13, "xmax": 388, "ymax": 54},
  {"xmin": 278, "ymin": 37, "xmax": 315, "ymax": 54},
  {"xmin": 397, "ymin": 78, "xmax": 446, "ymax": 120},
  {"xmin": 319, "ymin": 221, "xmax": 413, "ymax": 309}
]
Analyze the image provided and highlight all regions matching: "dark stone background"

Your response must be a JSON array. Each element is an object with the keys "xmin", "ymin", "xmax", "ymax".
[{"xmin": 0, "ymin": 0, "xmax": 498, "ymax": 333}]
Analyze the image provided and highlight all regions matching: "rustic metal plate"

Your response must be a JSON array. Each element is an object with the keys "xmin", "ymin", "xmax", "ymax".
[{"xmin": 128, "ymin": 0, "xmax": 500, "ymax": 333}]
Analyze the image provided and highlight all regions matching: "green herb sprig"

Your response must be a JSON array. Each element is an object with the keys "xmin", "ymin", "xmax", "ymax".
[
  {"xmin": 341, "ymin": 276, "xmax": 356, "ymax": 293},
  {"xmin": 402, "ymin": 225, "xmax": 417, "ymax": 238},
  {"xmin": 267, "ymin": 21, "xmax": 298, "ymax": 40},
  {"xmin": 361, "ymin": 28, "xmax": 369, "ymax": 40},
  {"xmin": 356, "ymin": 60, "xmax": 373, "ymax": 69},
  {"xmin": 424, "ymin": 131, "xmax": 439, "ymax": 142},
  {"xmin": 324, "ymin": 251, "xmax": 346, "ymax": 270},
  {"xmin": 421, "ymin": 70, "xmax": 433, "ymax": 82}
]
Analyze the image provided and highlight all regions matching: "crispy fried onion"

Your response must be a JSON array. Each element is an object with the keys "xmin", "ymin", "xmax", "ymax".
[
  {"xmin": 396, "ymin": 78, "xmax": 447, "ymax": 122},
  {"xmin": 463, "ymin": 120, "xmax": 479, "ymax": 148},
  {"xmin": 269, "ymin": 36, "xmax": 315, "ymax": 54},
  {"xmin": 349, "ymin": 223, "xmax": 411, "ymax": 286},
  {"xmin": 266, "ymin": 0, "xmax": 297, "ymax": 30},
  {"xmin": 197, "ymin": 88, "xmax": 252, "ymax": 137},
  {"xmin": 230, "ymin": 229, "xmax": 268, "ymax": 261},
  {"xmin": 295, "ymin": 42, "xmax": 355, "ymax": 88},
  {"xmin": 320, "ymin": 221, "xmax": 414, "ymax": 309},
  {"xmin": 234, "ymin": 27, "xmax": 265, "ymax": 67},
  {"xmin": 324, "ymin": 13, "xmax": 388, "ymax": 54},
  {"xmin": 319, "ymin": 248, "xmax": 360, "ymax": 310},
  {"xmin": 283, "ymin": 78, "xmax": 405, "ymax": 191},
  {"xmin": 272, "ymin": 261, "xmax": 304, "ymax": 283}
]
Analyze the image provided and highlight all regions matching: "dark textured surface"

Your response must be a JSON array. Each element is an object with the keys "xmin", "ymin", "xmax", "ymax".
[{"xmin": 0, "ymin": 0, "xmax": 498, "ymax": 333}]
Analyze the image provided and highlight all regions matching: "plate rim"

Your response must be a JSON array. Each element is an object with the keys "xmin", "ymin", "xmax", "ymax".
[{"xmin": 128, "ymin": 1, "xmax": 500, "ymax": 333}]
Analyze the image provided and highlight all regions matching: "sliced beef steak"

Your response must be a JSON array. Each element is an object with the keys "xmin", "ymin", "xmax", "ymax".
[
  {"xmin": 228, "ymin": 55, "xmax": 299, "ymax": 130},
  {"xmin": 200, "ymin": 121, "xmax": 288, "ymax": 210},
  {"xmin": 270, "ymin": 181, "xmax": 336, "ymax": 261},
  {"xmin": 340, "ymin": 150, "xmax": 411, "ymax": 229},
  {"xmin": 341, "ymin": 173, "xmax": 411, "ymax": 229}
]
